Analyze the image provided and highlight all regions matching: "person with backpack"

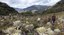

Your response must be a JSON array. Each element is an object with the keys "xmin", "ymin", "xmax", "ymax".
[{"xmin": 51, "ymin": 14, "xmax": 56, "ymax": 30}]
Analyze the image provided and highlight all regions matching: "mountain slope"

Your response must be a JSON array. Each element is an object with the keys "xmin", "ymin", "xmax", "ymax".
[
  {"xmin": 0, "ymin": 2, "xmax": 18, "ymax": 15},
  {"xmin": 23, "ymin": 5, "xmax": 50, "ymax": 13},
  {"xmin": 15, "ymin": 8, "xmax": 23, "ymax": 12},
  {"xmin": 43, "ymin": 0, "xmax": 64, "ymax": 14},
  {"xmin": 15, "ymin": 5, "xmax": 50, "ymax": 13}
]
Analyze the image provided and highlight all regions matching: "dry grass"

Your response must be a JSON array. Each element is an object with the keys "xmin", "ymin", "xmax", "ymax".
[{"xmin": 0, "ymin": 12, "xmax": 64, "ymax": 35}]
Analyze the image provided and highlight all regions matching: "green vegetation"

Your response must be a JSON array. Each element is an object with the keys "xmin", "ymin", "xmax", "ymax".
[
  {"xmin": 21, "ymin": 11, "xmax": 33, "ymax": 16},
  {"xmin": 42, "ymin": 1, "xmax": 64, "ymax": 14},
  {"xmin": 0, "ymin": 2, "xmax": 18, "ymax": 15}
]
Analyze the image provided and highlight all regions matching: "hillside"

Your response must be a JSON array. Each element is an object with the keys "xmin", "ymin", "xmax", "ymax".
[
  {"xmin": 43, "ymin": 0, "xmax": 64, "ymax": 14},
  {"xmin": 0, "ymin": 2, "xmax": 18, "ymax": 15},
  {"xmin": 15, "ymin": 5, "xmax": 50, "ymax": 13}
]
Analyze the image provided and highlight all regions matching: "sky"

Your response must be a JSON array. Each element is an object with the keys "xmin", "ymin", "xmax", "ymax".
[{"xmin": 0, "ymin": 0, "xmax": 61, "ymax": 9}]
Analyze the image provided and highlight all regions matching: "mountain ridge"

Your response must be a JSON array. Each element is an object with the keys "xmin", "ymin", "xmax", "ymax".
[
  {"xmin": 43, "ymin": 0, "xmax": 64, "ymax": 14},
  {"xmin": 15, "ymin": 5, "xmax": 50, "ymax": 13},
  {"xmin": 0, "ymin": 2, "xmax": 18, "ymax": 15}
]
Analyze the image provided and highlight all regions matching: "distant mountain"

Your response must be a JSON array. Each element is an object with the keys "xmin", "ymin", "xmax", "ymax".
[
  {"xmin": 15, "ymin": 5, "xmax": 50, "ymax": 13},
  {"xmin": 0, "ymin": 2, "xmax": 18, "ymax": 15},
  {"xmin": 15, "ymin": 8, "xmax": 22, "ymax": 12}
]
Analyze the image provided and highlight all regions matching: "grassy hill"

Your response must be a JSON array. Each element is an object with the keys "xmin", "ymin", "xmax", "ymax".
[
  {"xmin": 43, "ymin": 0, "xmax": 64, "ymax": 14},
  {"xmin": 0, "ymin": 2, "xmax": 18, "ymax": 15}
]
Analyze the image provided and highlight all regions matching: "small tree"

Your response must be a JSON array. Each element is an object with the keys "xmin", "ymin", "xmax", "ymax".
[{"xmin": 21, "ymin": 11, "xmax": 33, "ymax": 16}]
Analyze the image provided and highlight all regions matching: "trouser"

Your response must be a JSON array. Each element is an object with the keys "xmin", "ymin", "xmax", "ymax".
[
  {"xmin": 52, "ymin": 22, "xmax": 55, "ymax": 30},
  {"xmin": 52, "ymin": 20, "xmax": 55, "ymax": 23}
]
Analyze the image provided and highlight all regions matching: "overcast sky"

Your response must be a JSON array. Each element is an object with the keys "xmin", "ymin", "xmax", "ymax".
[{"xmin": 0, "ymin": 0, "xmax": 61, "ymax": 9}]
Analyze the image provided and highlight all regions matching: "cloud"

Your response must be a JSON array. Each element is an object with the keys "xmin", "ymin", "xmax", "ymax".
[
  {"xmin": 0, "ymin": 0, "xmax": 61, "ymax": 9},
  {"xmin": 0, "ymin": 0, "xmax": 9, "ymax": 3}
]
